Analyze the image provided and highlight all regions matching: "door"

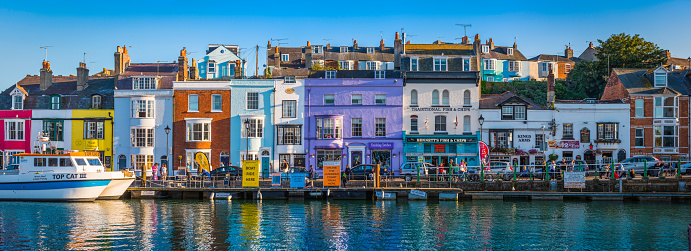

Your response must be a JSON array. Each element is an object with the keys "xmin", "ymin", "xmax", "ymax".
[
  {"xmin": 118, "ymin": 155, "xmax": 126, "ymax": 170},
  {"xmin": 351, "ymin": 151, "xmax": 362, "ymax": 167},
  {"xmin": 262, "ymin": 157, "xmax": 270, "ymax": 178}
]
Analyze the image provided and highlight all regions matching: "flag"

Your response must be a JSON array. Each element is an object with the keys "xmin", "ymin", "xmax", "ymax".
[
  {"xmin": 454, "ymin": 115, "xmax": 458, "ymax": 129},
  {"xmin": 424, "ymin": 116, "xmax": 428, "ymax": 129}
]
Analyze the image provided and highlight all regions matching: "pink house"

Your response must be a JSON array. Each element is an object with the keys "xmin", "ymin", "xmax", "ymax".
[{"xmin": 0, "ymin": 84, "xmax": 33, "ymax": 167}]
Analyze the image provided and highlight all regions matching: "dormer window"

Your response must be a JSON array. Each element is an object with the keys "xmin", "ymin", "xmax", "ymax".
[
  {"xmin": 507, "ymin": 48, "xmax": 514, "ymax": 55},
  {"xmin": 367, "ymin": 47, "xmax": 375, "ymax": 54},
  {"xmin": 313, "ymin": 45, "xmax": 323, "ymax": 54},
  {"xmin": 12, "ymin": 95, "xmax": 23, "ymax": 110},
  {"xmin": 482, "ymin": 45, "xmax": 489, "ymax": 53},
  {"xmin": 654, "ymin": 71, "xmax": 667, "ymax": 87},
  {"xmin": 281, "ymin": 54, "xmax": 289, "ymax": 62},
  {"xmin": 133, "ymin": 77, "xmax": 156, "ymax": 90},
  {"xmin": 285, "ymin": 76, "xmax": 296, "ymax": 83},
  {"xmin": 502, "ymin": 105, "xmax": 526, "ymax": 120},
  {"xmin": 91, "ymin": 95, "xmax": 102, "ymax": 109},
  {"xmin": 340, "ymin": 46, "xmax": 348, "ymax": 53},
  {"xmin": 50, "ymin": 95, "xmax": 60, "ymax": 110}
]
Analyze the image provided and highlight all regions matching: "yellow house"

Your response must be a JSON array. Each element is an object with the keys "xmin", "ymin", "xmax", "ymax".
[{"xmin": 72, "ymin": 109, "xmax": 114, "ymax": 170}]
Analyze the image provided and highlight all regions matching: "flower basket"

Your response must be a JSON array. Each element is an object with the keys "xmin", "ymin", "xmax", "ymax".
[
  {"xmin": 594, "ymin": 139, "xmax": 621, "ymax": 144},
  {"xmin": 549, "ymin": 154, "xmax": 558, "ymax": 160}
]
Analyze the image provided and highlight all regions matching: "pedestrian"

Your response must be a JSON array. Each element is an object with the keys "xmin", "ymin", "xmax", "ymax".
[
  {"xmin": 345, "ymin": 165, "xmax": 352, "ymax": 184},
  {"xmin": 283, "ymin": 159, "xmax": 290, "ymax": 173},
  {"xmin": 161, "ymin": 164, "xmax": 167, "ymax": 181},
  {"xmin": 308, "ymin": 165, "xmax": 315, "ymax": 188},
  {"xmin": 186, "ymin": 162, "xmax": 192, "ymax": 181},
  {"xmin": 569, "ymin": 159, "xmax": 576, "ymax": 172},
  {"xmin": 152, "ymin": 163, "xmax": 158, "ymax": 181}
]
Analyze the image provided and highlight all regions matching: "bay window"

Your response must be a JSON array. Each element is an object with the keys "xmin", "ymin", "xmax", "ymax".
[
  {"xmin": 277, "ymin": 125, "xmax": 301, "ymax": 145},
  {"xmin": 597, "ymin": 123, "xmax": 618, "ymax": 140},
  {"xmin": 186, "ymin": 121, "xmax": 211, "ymax": 141},
  {"xmin": 131, "ymin": 128, "xmax": 154, "ymax": 147},
  {"xmin": 242, "ymin": 118, "xmax": 263, "ymax": 138},
  {"xmin": 654, "ymin": 125, "xmax": 677, "ymax": 148},
  {"xmin": 131, "ymin": 100, "xmax": 154, "ymax": 118},
  {"xmin": 654, "ymin": 96, "xmax": 677, "ymax": 118}
]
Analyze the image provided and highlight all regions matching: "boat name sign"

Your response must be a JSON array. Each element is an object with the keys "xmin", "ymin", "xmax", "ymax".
[{"xmin": 53, "ymin": 173, "xmax": 87, "ymax": 180}]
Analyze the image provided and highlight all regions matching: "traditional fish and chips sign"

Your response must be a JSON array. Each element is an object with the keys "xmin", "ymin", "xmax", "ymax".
[
  {"xmin": 242, "ymin": 160, "xmax": 260, "ymax": 187},
  {"xmin": 323, "ymin": 161, "xmax": 341, "ymax": 187}
]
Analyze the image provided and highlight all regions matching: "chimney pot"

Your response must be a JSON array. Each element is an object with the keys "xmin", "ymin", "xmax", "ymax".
[
  {"xmin": 77, "ymin": 62, "xmax": 89, "ymax": 91},
  {"xmin": 307, "ymin": 41, "xmax": 311, "ymax": 47},
  {"xmin": 395, "ymin": 32, "xmax": 400, "ymax": 40}
]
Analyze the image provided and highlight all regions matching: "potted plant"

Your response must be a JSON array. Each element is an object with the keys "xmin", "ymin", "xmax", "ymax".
[{"xmin": 549, "ymin": 154, "xmax": 558, "ymax": 160}]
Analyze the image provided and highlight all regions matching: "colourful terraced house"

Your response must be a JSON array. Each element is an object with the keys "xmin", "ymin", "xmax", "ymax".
[{"xmin": 479, "ymin": 38, "xmax": 530, "ymax": 82}]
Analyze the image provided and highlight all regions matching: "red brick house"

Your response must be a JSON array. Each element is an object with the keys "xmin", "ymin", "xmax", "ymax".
[{"xmin": 601, "ymin": 66, "xmax": 690, "ymax": 161}]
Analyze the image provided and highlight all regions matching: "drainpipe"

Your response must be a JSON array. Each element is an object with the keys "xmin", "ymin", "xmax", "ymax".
[
  {"xmin": 307, "ymin": 87, "xmax": 311, "ymax": 169},
  {"xmin": 272, "ymin": 80, "xmax": 276, "ymax": 172}
]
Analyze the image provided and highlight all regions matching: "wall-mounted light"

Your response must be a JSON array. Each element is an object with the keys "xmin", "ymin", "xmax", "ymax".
[
  {"xmin": 393, "ymin": 153, "xmax": 397, "ymax": 158},
  {"xmin": 311, "ymin": 154, "xmax": 315, "ymax": 158},
  {"xmin": 367, "ymin": 154, "xmax": 371, "ymax": 158}
]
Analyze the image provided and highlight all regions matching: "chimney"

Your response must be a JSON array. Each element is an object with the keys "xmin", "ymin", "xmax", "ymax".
[
  {"xmin": 189, "ymin": 58, "xmax": 198, "ymax": 80},
  {"xmin": 114, "ymin": 45, "xmax": 131, "ymax": 75},
  {"xmin": 307, "ymin": 41, "xmax": 311, "ymax": 47},
  {"xmin": 234, "ymin": 60, "xmax": 242, "ymax": 79},
  {"xmin": 353, "ymin": 39, "xmax": 358, "ymax": 51},
  {"xmin": 267, "ymin": 40, "xmax": 271, "ymax": 49},
  {"xmin": 380, "ymin": 39, "xmax": 385, "ymax": 51},
  {"xmin": 588, "ymin": 42, "xmax": 593, "ymax": 48},
  {"xmin": 273, "ymin": 46, "xmax": 280, "ymax": 67},
  {"xmin": 513, "ymin": 42, "xmax": 517, "ymax": 50},
  {"xmin": 547, "ymin": 64, "xmax": 555, "ymax": 108},
  {"xmin": 326, "ymin": 43, "xmax": 331, "ymax": 50},
  {"xmin": 394, "ymin": 32, "xmax": 403, "ymax": 70},
  {"xmin": 406, "ymin": 41, "xmax": 410, "ymax": 44},
  {"xmin": 488, "ymin": 38, "xmax": 495, "ymax": 50},
  {"xmin": 305, "ymin": 41, "xmax": 313, "ymax": 68},
  {"xmin": 177, "ymin": 47, "xmax": 189, "ymax": 81},
  {"xmin": 473, "ymin": 35, "xmax": 482, "ymax": 70},
  {"xmin": 40, "ymin": 60, "xmax": 53, "ymax": 91},
  {"xmin": 462, "ymin": 36, "xmax": 468, "ymax": 44},
  {"xmin": 565, "ymin": 46, "xmax": 573, "ymax": 59},
  {"xmin": 77, "ymin": 62, "xmax": 89, "ymax": 91},
  {"xmin": 665, "ymin": 50, "xmax": 671, "ymax": 59}
]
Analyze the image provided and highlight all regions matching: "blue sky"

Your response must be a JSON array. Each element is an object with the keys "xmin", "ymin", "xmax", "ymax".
[{"xmin": 0, "ymin": 0, "xmax": 688, "ymax": 89}]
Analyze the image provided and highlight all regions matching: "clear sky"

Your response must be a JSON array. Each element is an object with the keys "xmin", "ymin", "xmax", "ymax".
[{"xmin": 0, "ymin": 0, "xmax": 689, "ymax": 89}]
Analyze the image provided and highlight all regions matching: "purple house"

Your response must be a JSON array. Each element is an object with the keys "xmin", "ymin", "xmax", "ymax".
[{"xmin": 305, "ymin": 78, "xmax": 403, "ymax": 176}]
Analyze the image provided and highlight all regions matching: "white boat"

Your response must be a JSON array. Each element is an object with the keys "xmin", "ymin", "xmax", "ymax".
[{"xmin": 0, "ymin": 151, "xmax": 134, "ymax": 201}]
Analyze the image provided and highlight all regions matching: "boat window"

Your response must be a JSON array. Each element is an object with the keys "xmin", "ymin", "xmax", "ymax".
[
  {"xmin": 34, "ymin": 158, "xmax": 46, "ymax": 167},
  {"xmin": 48, "ymin": 158, "xmax": 58, "ymax": 166},
  {"xmin": 60, "ymin": 158, "xmax": 73, "ymax": 167},
  {"xmin": 6, "ymin": 164, "xmax": 18, "ymax": 170},
  {"xmin": 75, "ymin": 158, "xmax": 87, "ymax": 166},
  {"xmin": 87, "ymin": 158, "xmax": 102, "ymax": 166}
]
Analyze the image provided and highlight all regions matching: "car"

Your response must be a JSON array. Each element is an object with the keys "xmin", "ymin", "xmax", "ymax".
[
  {"xmin": 350, "ymin": 164, "xmax": 387, "ymax": 180},
  {"xmin": 681, "ymin": 162, "xmax": 691, "ymax": 175},
  {"xmin": 466, "ymin": 161, "xmax": 514, "ymax": 181},
  {"xmin": 209, "ymin": 166, "xmax": 242, "ymax": 179},
  {"xmin": 399, "ymin": 162, "xmax": 432, "ymax": 181},
  {"xmin": 619, "ymin": 156, "xmax": 660, "ymax": 174}
]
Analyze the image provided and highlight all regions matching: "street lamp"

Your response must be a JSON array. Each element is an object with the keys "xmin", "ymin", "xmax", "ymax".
[
  {"xmin": 478, "ymin": 114, "xmax": 485, "ymax": 181},
  {"xmin": 164, "ymin": 125, "xmax": 171, "ymax": 174},
  {"xmin": 244, "ymin": 119, "xmax": 250, "ymax": 162}
]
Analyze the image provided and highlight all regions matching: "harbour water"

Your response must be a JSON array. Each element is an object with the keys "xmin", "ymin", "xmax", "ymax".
[{"xmin": 0, "ymin": 199, "xmax": 689, "ymax": 250}]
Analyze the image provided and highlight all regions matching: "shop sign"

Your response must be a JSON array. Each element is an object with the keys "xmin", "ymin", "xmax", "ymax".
[
  {"xmin": 405, "ymin": 153, "xmax": 457, "ymax": 157},
  {"xmin": 406, "ymin": 138, "xmax": 476, "ymax": 143},
  {"xmin": 548, "ymin": 141, "xmax": 580, "ymax": 149},
  {"xmin": 434, "ymin": 145, "xmax": 445, "ymax": 153},
  {"xmin": 479, "ymin": 141, "xmax": 489, "ymax": 164},
  {"xmin": 369, "ymin": 142, "xmax": 394, "ymax": 149},
  {"xmin": 411, "ymin": 107, "xmax": 471, "ymax": 112},
  {"xmin": 517, "ymin": 135, "xmax": 532, "ymax": 142},
  {"xmin": 242, "ymin": 160, "xmax": 260, "ymax": 187}
]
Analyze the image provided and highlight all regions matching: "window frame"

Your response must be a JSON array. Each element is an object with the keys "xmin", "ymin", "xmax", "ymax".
[
  {"xmin": 366, "ymin": 47, "xmax": 375, "ymax": 54},
  {"xmin": 351, "ymin": 94, "xmax": 362, "ymax": 105},
  {"xmin": 241, "ymin": 118, "xmax": 264, "ymax": 138},
  {"xmin": 207, "ymin": 62, "xmax": 216, "ymax": 73},
  {"xmin": 375, "ymin": 118, "xmax": 386, "ymax": 137},
  {"xmin": 282, "ymin": 100, "xmax": 297, "ymax": 118},
  {"xmin": 463, "ymin": 90, "xmax": 471, "ymax": 106},
  {"xmin": 43, "ymin": 120, "xmax": 64, "ymax": 141},
  {"xmin": 432, "ymin": 90, "xmax": 440, "ymax": 106},
  {"xmin": 410, "ymin": 116, "xmax": 418, "ymax": 133},
  {"xmin": 186, "ymin": 121, "xmax": 211, "ymax": 141},
  {"xmin": 132, "ymin": 99, "xmax": 154, "ymax": 118},
  {"xmin": 410, "ymin": 57, "xmax": 419, "ymax": 71},
  {"xmin": 597, "ymin": 123, "xmax": 619, "ymax": 140},
  {"xmin": 323, "ymin": 94, "xmax": 335, "ymax": 105},
  {"xmin": 246, "ymin": 92, "xmax": 259, "ymax": 110},
  {"xmin": 463, "ymin": 115, "xmax": 471, "ymax": 133},
  {"xmin": 508, "ymin": 61, "xmax": 521, "ymax": 72},
  {"xmin": 563, "ymin": 123, "xmax": 574, "ymax": 139},
  {"xmin": 351, "ymin": 118, "xmax": 362, "ymax": 137},
  {"xmin": 635, "ymin": 128, "xmax": 644, "ymax": 147},
  {"xmin": 635, "ymin": 99, "xmax": 644, "ymax": 117},
  {"xmin": 316, "ymin": 118, "xmax": 342, "ymax": 139},
  {"xmin": 83, "ymin": 121, "xmax": 104, "ymax": 139},
  {"xmin": 374, "ymin": 71, "xmax": 385, "ymax": 79},
  {"xmin": 133, "ymin": 77, "xmax": 156, "ymax": 90},
  {"xmin": 281, "ymin": 54, "xmax": 289, "ymax": 62},
  {"xmin": 441, "ymin": 90, "xmax": 449, "ymax": 106},
  {"xmin": 434, "ymin": 115, "xmax": 447, "ymax": 133},
  {"xmin": 188, "ymin": 94, "xmax": 199, "ymax": 112},
  {"xmin": 325, "ymin": 71, "xmax": 336, "ymax": 79},
  {"xmin": 277, "ymin": 125, "xmax": 302, "ymax": 145},
  {"xmin": 375, "ymin": 94, "xmax": 386, "ymax": 105},
  {"xmin": 654, "ymin": 125, "xmax": 677, "ymax": 148},
  {"xmin": 131, "ymin": 127, "xmax": 154, "ymax": 148},
  {"xmin": 654, "ymin": 72, "xmax": 667, "ymax": 87},
  {"xmin": 91, "ymin": 95, "xmax": 102, "ymax": 109},
  {"xmin": 482, "ymin": 45, "xmax": 489, "ymax": 53},
  {"xmin": 433, "ymin": 58, "xmax": 448, "ymax": 71},
  {"xmin": 211, "ymin": 94, "xmax": 222, "ymax": 112},
  {"xmin": 5, "ymin": 120, "xmax": 24, "ymax": 141},
  {"xmin": 653, "ymin": 96, "xmax": 677, "ymax": 118},
  {"xmin": 410, "ymin": 90, "xmax": 418, "ymax": 106},
  {"xmin": 50, "ymin": 95, "xmax": 60, "ymax": 110},
  {"xmin": 312, "ymin": 45, "xmax": 323, "ymax": 54},
  {"xmin": 507, "ymin": 48, "xmax": 514, "ymax": 55},
  {"xmin": 483, "ymin": 59, "xmax": 496, "ymax": 70},
  {"xmin": 12, "ymin": 95, "xmax": 23, "ymax": 110}
]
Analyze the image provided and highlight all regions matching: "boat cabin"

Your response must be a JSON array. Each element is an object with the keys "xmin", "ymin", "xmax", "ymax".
[{"xmin": 4, "ymin": 152, "xmax": 105, "ymax": 174}]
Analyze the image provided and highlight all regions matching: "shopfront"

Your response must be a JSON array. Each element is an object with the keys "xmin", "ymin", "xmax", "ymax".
[{"xmin": 403, "ymin": 135, "xmax": 480, "ymax": 167}]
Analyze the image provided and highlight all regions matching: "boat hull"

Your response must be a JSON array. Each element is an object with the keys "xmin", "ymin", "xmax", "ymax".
[
  {"xmin": 0, "ymin": 179, "xmax": 110, "ymax": 201},
  {"xmin": 98, "ymin": 178, "xmax": 135, "ymax": 200}
]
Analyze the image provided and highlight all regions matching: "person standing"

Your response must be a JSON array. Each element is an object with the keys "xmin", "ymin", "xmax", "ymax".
[
  {"xmin": 283, "ymin": 159, "xmax": 290, "ymax": 173},
  {"xmin": 161, "ymin": 164, "xmax": 167, "ymax": 181},
  {"xmin": 344, "ymin": 165, "xmax": 352, "ymax": 185},
  {"xmin": 152, "ymin": 163, "xmax": 158, "ymax": 181},
  {"xmin": 308, "ymin": 165, "xmax": 315, "ymax": 188}
]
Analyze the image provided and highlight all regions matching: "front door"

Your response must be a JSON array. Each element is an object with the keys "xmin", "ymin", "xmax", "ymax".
[
  {"xmin": 351, "ymin": 151, "xmax": 362, "ymax": 167},
  {"xmin": 262, "ymin": 157, "xmax": 270, "ymax": 178},
  {"xmin": 118, "ymin": 155, "xmax": 126, "ymax": 170}
]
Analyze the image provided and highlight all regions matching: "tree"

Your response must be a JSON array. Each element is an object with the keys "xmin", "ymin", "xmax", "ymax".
[{"xmin": 568, "ymin": 33, "xmax": 666, "ymax": 98}]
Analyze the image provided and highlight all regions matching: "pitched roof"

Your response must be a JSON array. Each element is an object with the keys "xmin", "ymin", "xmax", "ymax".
[
  {"xmin": 578, "ymin": 46, "xmax": 599, "ymax": 61},
  {"xmin": 0, "ymin": 75, "xmax": 115, "ymax": 110},
  {"xmin": 404, "ymin": 43, "xmax": 474, "ymax": 57},
  {"xmin": 528, "ymin": 54, "xmax": 575, "ymax": 63},
  {"xmin": 480, "ymin": 92, "xmax": 546, "ymax": 109},
  {"xmin": 612, "ymin": 68, "xmax": 691, "ymax": 95},
  {"xmin": 480, "ymin": 46, "xmax": 527, "ymax": 61},
  {"xmin": 667, "ymin": 56, "xmax": 690, "ymax": 68},
  {"xmin": 117, "ymin": 63, "xmax": 179, "ymax": 89}
]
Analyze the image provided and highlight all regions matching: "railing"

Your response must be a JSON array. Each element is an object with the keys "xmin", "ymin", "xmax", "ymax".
[{"xmin": 131, "ymin": 160, "xmax": 691, "ymax": 189}]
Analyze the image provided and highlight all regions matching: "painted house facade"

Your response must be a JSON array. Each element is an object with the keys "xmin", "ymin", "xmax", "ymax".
[
  {"xmin": 113, "ymin": 47, "xmax": 180, "ymax": 175},
  {"xmin": 274, "ymin": 78, "xmax": 305, "ymax": 171},
  {"xmin": 479, "ymin": 39, "xmax": 530, "ymax": 82},
  {"xmin": 601, "ymin": 67, "xmax": 690, "ymax": 161},
  {"xmin": 403, "ymin": 71, "xmax": 481, "ymax": 167},
  {"xmin": 528, "ymin": 46, "xmax": 578, "ymax": 80},
  {"xmin": 305, "ymin": 78, "xmax": 403, "ymax": 176},
  {"xmin": 197, "ymin": 44, "xmax": 244, "ymax": 79}
]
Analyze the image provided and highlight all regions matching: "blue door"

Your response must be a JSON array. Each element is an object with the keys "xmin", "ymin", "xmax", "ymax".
[{"xmin": 262, "ymin": 157, "xmax": 270, "ymax": 179}]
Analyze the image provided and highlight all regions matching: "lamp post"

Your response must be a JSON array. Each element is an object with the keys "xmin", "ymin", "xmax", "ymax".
[
  {"xmin": 244, "ymin": 119, "xmax": 250, "ymax": 163},
  {"xmin": 478, "ymin": 114, "xmax": 485, "ymax": 181},
  {"xmin": 164, "ymin": 125, "xmax": 171, "ymax": 175}
]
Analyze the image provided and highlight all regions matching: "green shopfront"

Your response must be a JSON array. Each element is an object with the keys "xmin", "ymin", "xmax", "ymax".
[{"xmin": 403, "ymin": 134, "xmax": 480, "ymax": 167}]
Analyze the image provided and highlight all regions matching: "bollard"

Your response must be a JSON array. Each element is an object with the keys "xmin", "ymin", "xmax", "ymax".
[
  {"xmin": 612, "ymin": 160, "xmax": 616, "ymax": 179},
  {"xmin": 678, "ymin": 159, "xmax": 682, "ymax": 177},
  {"xmin": 416, "ymin": 164, "xmax": 420, "ymax": 182},
  {"xmin": 481, "ymin": 163, "xmax": 485, "ymax": 182},
  {"xmin": 530, "ymin": 166, "xmax": 533, "ymax": 181},
  {"xmin": 644, "ymin": 159, "xmax": 648, "ymax": 178},
  {"xmin": 579, "ymin": 162, "xmax": 582, "ymax": 172},
  {"xmin": 545, "ymin": 162, "xmax": 550, "ymax": 181},
  {"xmin": 513, "ymin": 163, "xmax": 517, "ymax": 181},
  {"xmin": 375, "ymin": 164, "xmax": 380, "ymax": 188}
]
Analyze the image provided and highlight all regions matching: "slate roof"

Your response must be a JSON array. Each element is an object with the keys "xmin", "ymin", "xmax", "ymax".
[
  {"xmin": 579, "ymin": 46, "xmax": 599, "ymax": 61},
  {"xmin": 0, "ymin": 75, "xmax": 115, "ymax": 110},
  {"xmin": 267, "ymin": 45, "xmax": 396, "ymax": 68},
  {"xmin": 667, "ymin": 56, "xmax": 690, "ymax": 68},
  {"xmin": 555, "ymin": 99, "xmax": 625, "ymax": 104},
  {"xmin": 480, "ymin": 92, "xmax": 546, "ymax": 109},
  {"xmin": 271, "ymin": 67, "xmax": 310, "ymax": 78},
  {"xmin": 528, "ymin": 54, "xmax": 575, "ymax": 63},
  {"xmin": 404, "ymin": 43, "xmax": 474, "ymax": 57},
  {"xmin": 117, "ymin": 63, "xmax": 179, "ymax": 89},
  {"xmin": 480, "ymin": 46, "xmax": 528, "ymax": 61},
  {"xmin": 308, "ymin": 70, "xmax": 401, "ymax": 79},
  {"xmin": 612, "ymin": 68, "xmax": 691, "ymax": 95}
]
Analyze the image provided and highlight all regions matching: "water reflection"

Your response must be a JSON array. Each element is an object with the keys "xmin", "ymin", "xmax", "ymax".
[{"xmin": 0, "ymin": 200, "xmax": 689, "ymax": 250}]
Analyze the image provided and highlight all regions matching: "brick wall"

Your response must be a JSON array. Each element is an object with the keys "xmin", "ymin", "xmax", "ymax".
[
  {"xmin": 629, "ymin": 95, "xmax": 689, "ymax": 158},
  {"xmin": 173, "ymin": 89, "xmax": 231, "ymax": 170},
  {"xmin": 601, "ymin": 72, "xmax": 629, "ymax": 101}
]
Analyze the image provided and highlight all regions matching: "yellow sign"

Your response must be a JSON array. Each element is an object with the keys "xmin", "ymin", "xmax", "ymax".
[
  {"xmin": 195, "ymin": 153, "xmax": 210, "ymax": 172},
  {"xmin": 285, "ymin": 88, "xmax": 295, "ymax": 94},
  {"xmin": 323, "ymin": 161, "xmax": 341, "ymax": 187},
  {"xmin": 242, "ymin": 160, "xmax": 260, "ymax": 187},
  {"xmin": 85, "ymin": 140, "xmax": 98, "ymax": 149},
  {"xmin": 83, "ymin": 151, "xmax": 100, "ymax": 157}
]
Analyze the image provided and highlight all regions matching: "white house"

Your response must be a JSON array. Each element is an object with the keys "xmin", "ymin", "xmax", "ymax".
[{"xmin": 273, "ymin": 77, "xmax": 305, "ymax": 171}]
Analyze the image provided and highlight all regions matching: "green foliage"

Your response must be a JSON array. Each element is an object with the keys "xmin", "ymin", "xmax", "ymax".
[
  {"xmin": 312, "ymin": 63, "xmax": 336, "ymax": 71},
  {"xmin": 482, "ymin": 81, "xmax": 547, "ymax": 106},
  {"xmin": 567, "ymin": 33, "xmax": 666, "ymax": 98}
]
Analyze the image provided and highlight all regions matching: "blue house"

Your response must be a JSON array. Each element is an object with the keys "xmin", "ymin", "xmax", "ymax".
[
  {"xmin": 197, "ymin": 44, "xmax": 245, "ymax": 79},
  {"xmin": 479, "ymin": 39, "xmax": 530, "ymax": 82},
  {"xmin": 229, "ymin": 79, "xmax": 275, "ymax": 178}
]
